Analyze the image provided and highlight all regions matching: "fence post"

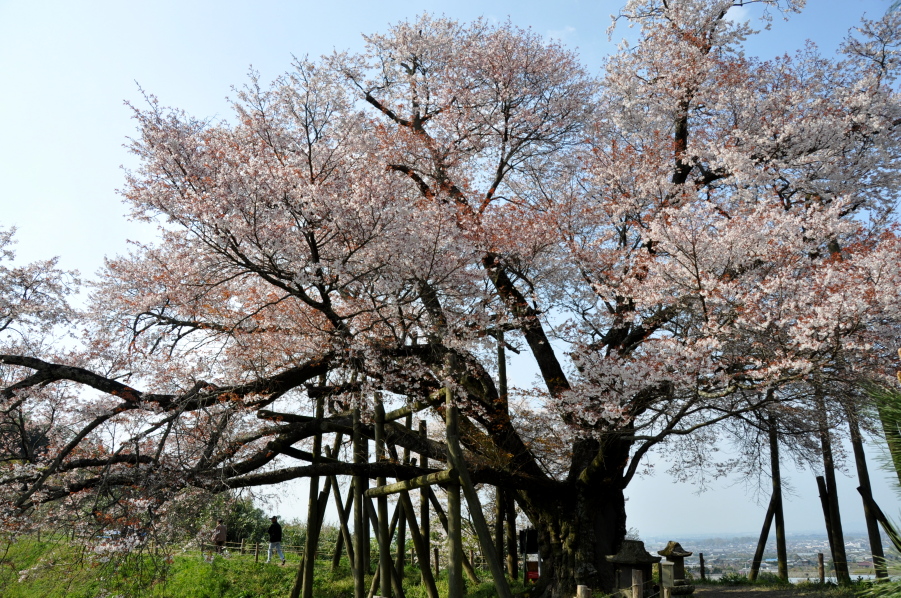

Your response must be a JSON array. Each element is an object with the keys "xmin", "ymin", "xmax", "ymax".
[
  {"xmin": 240, "ymin": 538, "xmax": 245, "ymax": 555},
  {"xmin": 818, "ymin": 553, "xmax": 825, "ymax": 583},
  {"xmin": 699, "ymin": 553, "xmax": 705, "ymax": 581},
  {"xmin": 434, "ymin": 547, "xmax": 440, "ymax": 577},
  {"xmin": 254, "ymin": 542, "xmax": 259, "ymax": 563},
  {"xmin": 632, "ymin": 569, "xmax": 643, "ymax": 598}
]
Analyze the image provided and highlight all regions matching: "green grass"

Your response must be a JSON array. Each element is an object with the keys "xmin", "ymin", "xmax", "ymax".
[
  {"xmin": 0, "ymin": 537, "xmax": 531, "ymax": 598},
  {"xmin": 694, "ymin": 572, "xmax": 866, "ymax": 598}
]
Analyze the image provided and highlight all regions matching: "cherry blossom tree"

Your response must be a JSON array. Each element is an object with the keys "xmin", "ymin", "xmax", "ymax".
[{"xmin": 2, "ymin": 2, "xmax": 901, "ymax": 595}]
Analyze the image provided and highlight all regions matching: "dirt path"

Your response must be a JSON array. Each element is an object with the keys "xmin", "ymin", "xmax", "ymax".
[{"xmin": 694, "ymin": 587, "xmax": 845, "ymax": 598}]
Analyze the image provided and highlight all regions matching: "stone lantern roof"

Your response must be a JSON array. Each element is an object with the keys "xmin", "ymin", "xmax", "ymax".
[
  {"xmin": 606, "ymin": 540, "xmax": 662, "ymax": 565},
  {"xmin": 658, "ymin": 541, "xmax": 692, "ymax": 559}
]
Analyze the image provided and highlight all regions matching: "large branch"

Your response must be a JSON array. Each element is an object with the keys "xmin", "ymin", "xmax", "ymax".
[{"xmin": 481, "ymin": 255, "xmax": 571, "ymax": 398}]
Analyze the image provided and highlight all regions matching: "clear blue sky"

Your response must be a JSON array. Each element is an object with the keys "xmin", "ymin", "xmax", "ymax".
[{"xmin": 1, "ymin": 0, "xmax": 898, "ymax": 538}]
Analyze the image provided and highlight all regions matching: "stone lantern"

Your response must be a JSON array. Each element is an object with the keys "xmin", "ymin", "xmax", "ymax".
[
  {"xmin": 657, "ymin": 541, "xmax": 695, "ymax": 597},
  {"xmin": 606, "ymin": 540, "xmax": 661, "ymax": 598}
]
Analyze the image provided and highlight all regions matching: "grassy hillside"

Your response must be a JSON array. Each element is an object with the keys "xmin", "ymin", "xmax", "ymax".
[{"xmin": 0, "ymin": 536, "xmax": 527, "ymax": 598}]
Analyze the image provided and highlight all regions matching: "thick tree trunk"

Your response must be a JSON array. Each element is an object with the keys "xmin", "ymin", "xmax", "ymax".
[
  {"xmin": 517, "ymin": 437, "xmax": 629, "ymax": 598},
  {"xmin": 520, "ymin": 482, "xmax": 626, "ymax": 598}
]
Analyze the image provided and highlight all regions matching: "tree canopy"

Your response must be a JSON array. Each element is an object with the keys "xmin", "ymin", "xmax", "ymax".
[{"xmin": 2, "ymin": 1, "xmax": 900, "ymax": 595}]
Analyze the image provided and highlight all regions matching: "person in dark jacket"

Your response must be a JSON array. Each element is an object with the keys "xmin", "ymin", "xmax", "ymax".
[
  {"xmin": 212, "ymin": 518, "xmax": 227, "ymax": 554},
  {"xmin": 266, "ymin": 516, "xmax": 285, "ymax": 565}
]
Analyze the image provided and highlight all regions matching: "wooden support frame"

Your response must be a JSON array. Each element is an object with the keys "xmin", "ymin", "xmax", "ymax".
[{"xmin": 443, "ymin": 389, "xmax": 513, "ymax": 598}]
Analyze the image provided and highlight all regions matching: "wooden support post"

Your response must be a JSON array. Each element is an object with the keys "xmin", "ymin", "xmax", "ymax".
[
  {"xmin": 444, "ymin": 388, "xmax": 513, "ymax": 598},
  {"xmin": 365, "ymin": 469, "xmax": 459, "ymax": 498},
  {"xmin": 816, "ymin": 392, "xmax": 851, "ymax": 585},
  {"xmin": 699, "ymin": 553, "xmax": 705, "ymax": 580},
  {"xmin": 375, "ymin": 395, "xmax": 392, "ymax": 598},
  {"xmin": 434, "ymin": 547, "xmax": 440, "ymax": 577},
  {"xmin": 768, "ymin": 416, "xmax": 788, "ymax": 581},
  {"xmin": 576, "ymin": 586, "xmax": 591, "ymax": 598},
  {"xmin": 240, "ymin": 538, "xmax": 245, "ymax": 555},
  {"xmin": 447, "ymin": 475, "xmax": 463, "ymax": 598},
  {"xmin": 292, "ymin": 394, "xmax": 324, "ymax": 598},
  {"xmin": 749, "ymin": 494, "xmax": 776, "ymax": 581},
  {"xmin": 396, "ymin": 413, "xmax": 411, "ymax": 579},
  {"xmin": 494, "ymin": 487, "xmax": 504, "ymax": 567},
  {"xmin": 254, "ymin": 542, "xmax": 259, "ymax": 563},
  {"xmin": 364, "ymin": 427, "xmax": 371, "ymax": 573},
  {"xmin": 816, "ymin": 475, "xmax": 839, "ymax": 577},
  {"xmin": 848, "ymin": 413, "xmax": 889, "ymax": 579},
  {"xmin": 419, "ymin": 419, "xmax": 430, "ymax": 581},
  {"xmin": 384, "ymin": 396, "xmax": 443, "ymax": 423},
  {"xmin": 505, "ymin": 490, "xmax": 518, "ymax": 579},
  {"xmin": 379, "ymin": 452, "xmax": 435, "ymax": 594},
  {"xmin": 331, "ymin": 476, "xmax": 356, "ymax": 571},
  {"xmin": 632, "ymin": 569, "xmax": 643, "ymax": 598},
  {"xmin": 365, "ymin": 497, "xmax": 406, "ymax": 598},
  {"xmin": 353, "ymin": 407, "xmax": 366, "ymax": 598},
  {"xmin": 442, "ymin": 388, "xmax": 463, "ymax": 597},
  {"xmin": 425, "ymin": 486, "xmax": 479, "ymax": 583},
  {"xmin": 818, "ymin": 553, "xmax": 825, "ymax": 583}
]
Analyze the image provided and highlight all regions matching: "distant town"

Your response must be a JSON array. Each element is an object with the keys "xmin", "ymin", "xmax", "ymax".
[{"xmin": 641, "ymin": 533, "xmax": 897, "ymax": 579}]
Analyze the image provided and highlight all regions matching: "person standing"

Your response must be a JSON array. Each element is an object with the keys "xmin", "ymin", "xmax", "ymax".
[
  {"xmin": 212, "ymin": 518, "xmax": 227, "ymax": 554},
  {"xmin": 267, "ymin": 515, "xmax": 285, "ymax": 565}
]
